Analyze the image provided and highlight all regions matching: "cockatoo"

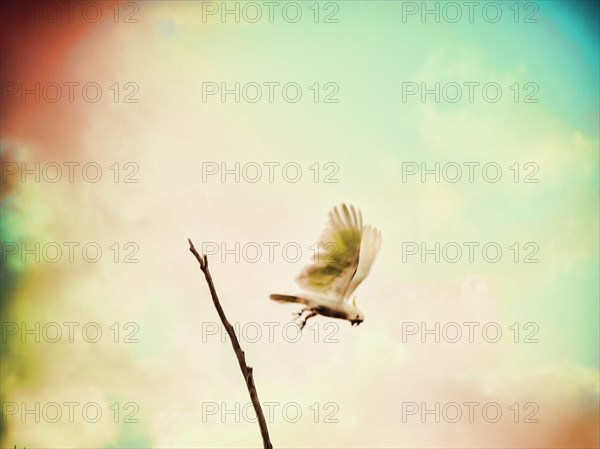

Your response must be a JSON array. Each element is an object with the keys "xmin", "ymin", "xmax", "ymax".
[{"xmin": 270, "ymin": 204, "xmax": 381, "ymax": 329}]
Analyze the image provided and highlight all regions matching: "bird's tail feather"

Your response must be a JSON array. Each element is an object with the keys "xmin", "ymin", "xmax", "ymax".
[{"xmin": 270, "ymin": 294, "xmax": 306, "ymax": 304}]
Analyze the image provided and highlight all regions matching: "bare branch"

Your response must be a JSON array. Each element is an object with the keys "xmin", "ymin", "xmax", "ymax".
[{"xmin": 188, "ymin": 238, "xmax": 273, "ymax": 449}]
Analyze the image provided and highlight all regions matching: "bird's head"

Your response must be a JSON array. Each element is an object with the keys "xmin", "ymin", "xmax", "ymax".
[{"xmin": 350, "ymin": 297, "xmax": 364, "ymax": 326}]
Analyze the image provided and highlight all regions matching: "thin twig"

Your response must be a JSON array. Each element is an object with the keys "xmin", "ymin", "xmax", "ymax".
[{"xmin": 188, "ymin": 238, "xmax": 273, "ymax": 449}]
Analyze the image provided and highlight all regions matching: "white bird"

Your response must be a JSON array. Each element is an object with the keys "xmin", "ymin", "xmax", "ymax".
[{"xmin": 270, "ymin": 204, "xmax": 382, "ymax": 329}]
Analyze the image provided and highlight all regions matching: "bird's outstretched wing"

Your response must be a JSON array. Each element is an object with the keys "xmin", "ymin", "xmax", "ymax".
[
  {"xmin": 296, "ymin": 204, "xmax": 372, "ymax": 301},
  {"xmin": 343, "ymin": 224, "xmax": 382, "ymax": 300}
]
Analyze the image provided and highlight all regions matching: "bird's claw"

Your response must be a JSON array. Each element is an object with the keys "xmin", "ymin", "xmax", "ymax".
[
  {"xmin": 297, "ymin": 311, "xmax": 318, "ymax": 331},
  {"xmin": 292, "ymin": 308, "xmax": 308, "ymax": 319}
]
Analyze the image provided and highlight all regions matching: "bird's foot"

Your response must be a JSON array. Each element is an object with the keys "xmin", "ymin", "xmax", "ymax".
[
  {"xmin": 298, "ymin": 311, "xmax": 318, "ymax": 331},
  {"xmin": 292, "ymin": 308, "xmax": 308, "ymax": 319}
]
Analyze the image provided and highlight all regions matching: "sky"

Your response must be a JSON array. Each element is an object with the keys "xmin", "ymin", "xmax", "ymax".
[{"xmin": 0, "ymin": 1, "xmax": 599, "ymax": 448}]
